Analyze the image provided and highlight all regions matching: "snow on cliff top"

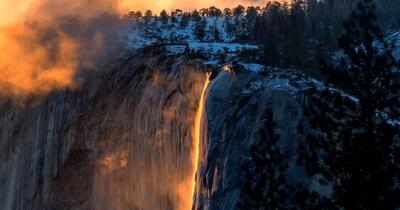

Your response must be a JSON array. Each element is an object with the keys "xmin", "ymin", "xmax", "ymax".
[{"xmin": 125, "ymin": 17, "xmax": 259, "ymax": 57}]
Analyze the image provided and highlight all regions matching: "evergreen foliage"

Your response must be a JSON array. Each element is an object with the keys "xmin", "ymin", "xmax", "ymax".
[
  {"xmin": 237, "ymin": 110, "xmax": 288, "ymax": 210},
  {"xmin": 160, "ymin": 10, "xmax": 169, "ymax": 26},
  {"xmin": 299, "ymin": 0, "xmax": 400, "ymax": 209}
]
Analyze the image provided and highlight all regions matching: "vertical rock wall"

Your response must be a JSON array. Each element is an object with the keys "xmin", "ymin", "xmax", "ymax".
[{"xmin": 0, "ymin": 53, "xmax": 208, "ymax": 210}]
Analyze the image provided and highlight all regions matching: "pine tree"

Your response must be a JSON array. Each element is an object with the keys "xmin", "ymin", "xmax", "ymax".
[
  {"xmin": 237, "ymin": 110, "xmax": 288, "ymax": 210},
  {"xmin": 233, "ymin": 5, "xmax": 245, "ymax": 17},
  {"xmin": 300, "ymin": 0, "xmax": 400, "ymax": 209},
  {"xmin": 127, "ymin": 11, "xmax": 140, "ymax": 19},
  {"xmin": 260, "ymin": 2, "xmax": 289, "ymax": 67},
  {"xmin": 245, "ymin": 6, "xmax": 258, "ymax": 39},
  {"xmin": 179, "ymin": 13, "xmax": 189, "ymax": 29},
  {"xmin": 160, "ymin": 10, "xmax": 169, "ymax": 26},
  {"xmin": 144, "ymin": 10, "xmax": 153, "ymax": 26},
  {"xmin": 170, "ymin": 11, "xmax": 177, "ymax": 27},
  {"xmin": 213, "ymin": 27, "xmax": 220, "ymax": 42},
  {"xmin": 199, "ymin": 8, "xmax": 209, "ymax": 17},
  {"xmin": 194, "ymin": 18, "xmax": 206, "ymax": 41},
  {"xmin": 209, "ymin": 6, "xmax": 222, "ymax": 17},
  {"xmin": 224, "ymin": 12, "xmax": 235, "ymax": 38},
  {"xmin": 191, "ymin": 9, "xmax": 201, "ymax": 22},
  {"xmin": 286, "ymin": 0, "xmax": 308, "ymax": 68},
  {"xmin": 224, "ymin": 8, "xmax": 232, "ymax": 16}
]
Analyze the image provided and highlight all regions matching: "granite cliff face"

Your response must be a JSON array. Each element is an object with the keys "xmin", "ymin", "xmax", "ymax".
[
  {"xmin": 194, "ymin": 67, "xmax": 309, "ymax": 210},
  {"xmin": 0, "ymin": 50, "xmax": 209, "ymax": 210},
  {"xmin": 0, "ymin": 50, "xmax": 309, "ymax": 210}
]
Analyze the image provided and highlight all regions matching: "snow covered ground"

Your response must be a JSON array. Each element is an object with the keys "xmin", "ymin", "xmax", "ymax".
[
  {"xmin": 125, "ymin": 16, "xmax": 261, "ymax": 67},
  {"xmin": 126, "ymin": 17, "xmax": 240, "ymax": 48},
  {"xmin": 125, "ymin": 17, "xmax": 400, "ymax": 97}
]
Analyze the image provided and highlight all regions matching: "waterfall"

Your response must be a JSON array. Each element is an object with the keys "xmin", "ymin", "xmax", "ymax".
[
  {"xmin": 189, "ymin": 73, "xmax": 211, "ymax": 210},
  {"xmin": 90, "ymin": 61, "xmax": 212, "ymax": 210},
  {"xmin": 0, "ymin": 55, "xmax": 212, "ymax": 210}
]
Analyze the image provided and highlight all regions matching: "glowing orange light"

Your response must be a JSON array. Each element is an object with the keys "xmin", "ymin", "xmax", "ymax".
[
  {"xmin": 189, "ymin": 72, "xmax": 211, "ymax": 210},
  {"xmin": 223, "ymin": 65, "xmax": 233, "ymax": 73},
  {"xmin": 0, "ymin": 0, "xmax": 127, "ymax": 96}
]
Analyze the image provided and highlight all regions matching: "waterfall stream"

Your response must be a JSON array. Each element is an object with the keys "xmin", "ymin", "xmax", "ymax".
[
  {"xmin": 90, "ymin": 63, "xmax": 212, "ymax": 210},
  {"xmin": 0, "ymin": 56, "xmax": 213, "ymax": 210},
  {"xmin": 189, "ymin": 72, "xmax": 211, "ymax": 210}
]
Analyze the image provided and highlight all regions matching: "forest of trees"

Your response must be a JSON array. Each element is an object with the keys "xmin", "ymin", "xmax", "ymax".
[
  {"xmin": 127, "ymin": 0, "xmax": 399, "ymax": 71},
  {"xmin": 298, "ymin": 0, "xmax": 400, "ymax": 208},
  {"xmin": 239, "ymin": 0, "xmax": 400, "ymax": 209},
  {"xmin": 126, "ymin": 0, "xmax": 400, "ymax": 209}
]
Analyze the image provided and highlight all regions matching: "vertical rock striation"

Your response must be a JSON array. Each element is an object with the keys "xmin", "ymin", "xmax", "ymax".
[{"xmin": 0, "ymin": 51, "xmax": 208, "ymax": 210}]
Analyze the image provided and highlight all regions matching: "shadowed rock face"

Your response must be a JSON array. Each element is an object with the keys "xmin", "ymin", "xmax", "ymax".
[
  {"xmin": 0, "ymin": 52, "xmax": 208, "ymax": 210},
  {"xmin": 194, "ymin": 70, "xmax": 306, "ymax": 210}
]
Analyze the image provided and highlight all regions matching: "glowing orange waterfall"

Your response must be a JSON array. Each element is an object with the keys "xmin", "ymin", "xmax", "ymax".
[{"xmin": 188, "ymin": 72, "xmax": 211, "ymax": 210}]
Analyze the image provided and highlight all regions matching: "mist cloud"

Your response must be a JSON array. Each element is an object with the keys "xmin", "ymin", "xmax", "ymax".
[{"xmin": 0, "ymin": 0, "xmax": 127, "ymax": 96}]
